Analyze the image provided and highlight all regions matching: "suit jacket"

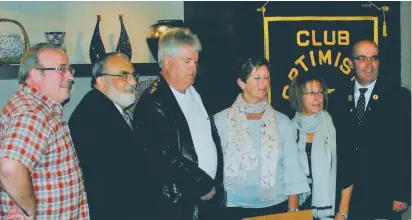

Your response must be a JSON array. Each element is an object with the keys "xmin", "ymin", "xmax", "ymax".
[
  {"xmin": 330, "ymin": 80, "xmax": 411, "ymax": 218},
  {"xmin": 132, "ymin": 75, "xmax": 225, "ymax": 220},
  {"xmin": 68, "ymin": 89, "xmax": 145, "ymax": 220}
]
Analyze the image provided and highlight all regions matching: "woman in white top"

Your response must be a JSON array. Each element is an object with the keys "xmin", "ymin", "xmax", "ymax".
[
  {"xmin": 214, "ymin": 57, "xmax": 309, "ymax": 220},
  {"xmin": 289, "ymin": 73, "xmax": 345, "ymax": 220}
]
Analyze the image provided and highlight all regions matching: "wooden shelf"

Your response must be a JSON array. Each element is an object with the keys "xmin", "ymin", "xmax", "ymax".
[{"xmin": 0, "ymin": 63, "xmax": 160, "ymax": 79}]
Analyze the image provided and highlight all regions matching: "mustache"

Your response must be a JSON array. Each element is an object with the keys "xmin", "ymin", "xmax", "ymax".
[{"xmin": 124, "ymin": 85, "xmax": 135, "ymax": 93}]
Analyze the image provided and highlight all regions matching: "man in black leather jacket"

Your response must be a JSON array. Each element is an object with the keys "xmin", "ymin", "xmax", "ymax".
[{"xmin": 133, "ymin": 28, "xmax": 225, "ymax": 219}]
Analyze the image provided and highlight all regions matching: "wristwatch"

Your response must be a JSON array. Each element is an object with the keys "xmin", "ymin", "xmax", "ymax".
[
  {"xmin": 288, "ymin": 208, "xmax": 299, "ymax": 212},
  {"xmin": 337, "ymin": 211, "xmax": 348, "ymax": 219}
]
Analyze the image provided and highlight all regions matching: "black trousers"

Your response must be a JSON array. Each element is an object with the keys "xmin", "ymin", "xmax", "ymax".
[{"xmin": 225, "ymin": 200, "xmax": 288, "ymax": 220}]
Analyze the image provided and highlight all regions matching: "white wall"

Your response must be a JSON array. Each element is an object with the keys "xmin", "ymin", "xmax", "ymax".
[
  {"xmin": 62, "ymin": 1, "xmax": 184, "ymax": 64},
  {"xmin": 0, "ymin": 2, "xmax": 65, "ymax": 48},
  {"xmin": 0, "ymin": 1, "xmax": 183, "ymax": 119},
  {"xmin": 0, "ymin": 1, "xmax": 184, "ymax": 63}
]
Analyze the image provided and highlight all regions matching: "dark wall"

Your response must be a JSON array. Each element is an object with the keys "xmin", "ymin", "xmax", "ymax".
[
  {"xmin": 184, "ymin": 1, "xmax": 401, "ymax": 116},
  {"xmin": 184, "ymin": 2, "xmax": 238, "ymax": 115}
]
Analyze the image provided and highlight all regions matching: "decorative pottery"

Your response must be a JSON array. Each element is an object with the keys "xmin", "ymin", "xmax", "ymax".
[
  {"xmin": 45, "ymin": 32, "xmax": 66, "ymax": 51},
  {"xmin": 0, "ymin": 34, "xmax": 24, "ymax": 60},
  {"xmin": 0, "ymin": 18, "xmax": 30, "ymax": 64},
  {"xmin": 116, "ymin": 14, "xmax": 132, "ymax": 60},
  {"xmin": 146, "ymin": 19, "xmax": 188, "ymax": 62},
  {"xmin": 89, "ymin": 14, "xmax": 106, "ymax": 64}
]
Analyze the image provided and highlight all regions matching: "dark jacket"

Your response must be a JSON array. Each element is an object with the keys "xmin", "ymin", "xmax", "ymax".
[
  {"xmin": 132, "ymin": 75, "xmax": 225, "ymax": 220},
  {"xmin": 68, "ymin": 89, "xmax": 145, "ymax": 220},
  {"xmin": 329, "ymin": 80, "xmax": 411, "ymax": 219}
]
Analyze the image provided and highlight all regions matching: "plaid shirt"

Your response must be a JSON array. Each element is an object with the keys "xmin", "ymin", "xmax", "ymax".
[{"xmin": 0, "ymin": 84, "xmax": 89, "ymax": 219}]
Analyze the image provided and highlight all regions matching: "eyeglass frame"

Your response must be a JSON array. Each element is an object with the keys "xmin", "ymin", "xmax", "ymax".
[
  {"xmin": 352, "ymin": 55, "xmax": 379, "ymax": 62},
  {"xmin": 36, "ymin": 66, "xmax": 75, "ymax": 76},
  {"xmin": 95, "ymin": 71, "xmax": 139, "ymax": 82},
  {"xmin": 303, "ymin": 90, "xmax": 326, "ymax": 97}
]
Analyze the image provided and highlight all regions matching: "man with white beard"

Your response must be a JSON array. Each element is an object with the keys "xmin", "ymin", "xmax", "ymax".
[{"xmin": 68, "ymin": 53, "xmax": 145, "ymax": 219}]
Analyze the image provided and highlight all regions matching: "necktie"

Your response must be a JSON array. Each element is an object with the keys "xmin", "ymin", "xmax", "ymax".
[
  {"xmin": 122, "ymin": 111, "xmax": 133, "ymax": 130},
  {"xmin": 355, "ymin": 88, "xmax": 368, "ymax": 124}
]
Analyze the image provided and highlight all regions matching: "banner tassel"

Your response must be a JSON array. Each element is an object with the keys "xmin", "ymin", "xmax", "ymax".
[{"xmin": 257, "ymin": 1, "xmax": 271, "ymax": 104}]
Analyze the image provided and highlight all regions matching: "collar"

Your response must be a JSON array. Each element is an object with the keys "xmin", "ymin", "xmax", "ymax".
[
  {"xmin": 169, "ymin": 85, "xmax": 194, "ymax": 97},
  {"xmin": 113, "ymin": 102, "xmax": 123, "ymax": 115},
  {"xmin": 354, "ymin": 79, "xmax": 377, "ymax": 93},
  {"xmin": 21, "ymin": 83, "xmax": 63, "ymax": 117}
]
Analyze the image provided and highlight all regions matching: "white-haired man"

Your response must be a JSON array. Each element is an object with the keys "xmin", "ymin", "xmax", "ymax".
[{"xmin": 133, "ymin": 28, "xmax": 225, "ymax": 220}]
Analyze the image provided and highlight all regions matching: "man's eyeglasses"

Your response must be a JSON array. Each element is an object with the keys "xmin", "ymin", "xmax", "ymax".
[
  {"xmin": 303, "ymin": 90, "xmax": 325, "ymax": 97},
  {"xmin": 36, "ymin": 66, "xmax": 75, "ymax": 76},
  {"xmin": 352, "ymin": 55, "xmax": 379, "ymax": 63},
  {"xmin": 96, "ymin": 71, "xmax": 138, "ymax": 82}
]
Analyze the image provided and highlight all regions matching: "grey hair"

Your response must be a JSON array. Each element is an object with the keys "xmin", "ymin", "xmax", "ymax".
[
  {"xmin": 157, "ymin": 27, "xmax": 202, "ymax": 69},
  {"xmin": 18, "ymin": 43, "xmax": 63, "ymax": 84},
  {"xmin": 90, "ymin": 52, "xmax": 130, "ymax": 88}
]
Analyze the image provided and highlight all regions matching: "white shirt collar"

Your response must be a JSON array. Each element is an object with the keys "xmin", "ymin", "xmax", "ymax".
[
  {"xmin": 354, "ymin": 79, "xmax": 377, "ymax": 92},
  {"xmin": 354, "ymin": 79, "xmax": 377, "ymax": 109},
  {"xmin": 113, "ymin": 102, "xmax": 123, "ymax": 115}
]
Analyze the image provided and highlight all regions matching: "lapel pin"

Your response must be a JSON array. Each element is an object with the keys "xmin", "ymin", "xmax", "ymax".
[
  {"xmin": 348, "ymin": 95, "xmax": 353, "ymax": 101},
  {"xmin": 350, "ymin": 108, "xmax": 353, "ymax": 112},
  {"xmin": 373, "ymin": 94, "xmax": 379, "ymax": 100}
]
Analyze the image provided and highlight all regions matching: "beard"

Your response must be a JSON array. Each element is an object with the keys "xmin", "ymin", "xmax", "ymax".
[{"xmin": 107, "ymin": 81, "xmax": 136, "ymax": 108}]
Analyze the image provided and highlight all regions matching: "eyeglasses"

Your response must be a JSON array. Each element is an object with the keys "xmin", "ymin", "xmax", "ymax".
[
  {"xmin": 303, "ymin": 90, "xmax": 325, "ymax": 97},
  {"xmin": 36, "ymin": 66, "xmax": 75, "ymax": 76},
  {"xmin": 96, "ymin": 71, "xmax": 138, "ymax": 82},
  {"xmin": 352, "ymin": 55, "xmax": 379, "ymax": 62}
]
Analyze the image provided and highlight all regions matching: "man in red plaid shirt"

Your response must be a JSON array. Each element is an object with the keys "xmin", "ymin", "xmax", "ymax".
[{"xmin": 0, "ymin": 43, "xmax": 89, "ymax": 219}]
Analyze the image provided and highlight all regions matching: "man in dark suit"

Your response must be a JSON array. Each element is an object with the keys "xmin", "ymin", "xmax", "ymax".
[
  {"xmin": 330, "ymin": 40, "xmax": 411, "ymax": 220},
  {"xmin": 133, "ymin": 28, "xmax": 225, "ymax": 220},
  {"xmin": 68, "ymin": 53, "xmax": 143, "ymax": 219}
]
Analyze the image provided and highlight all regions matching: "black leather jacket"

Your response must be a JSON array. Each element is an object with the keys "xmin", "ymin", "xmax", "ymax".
[{"xmin": 133, "ymin": 75, "xmax": 225, "ymax": 219}]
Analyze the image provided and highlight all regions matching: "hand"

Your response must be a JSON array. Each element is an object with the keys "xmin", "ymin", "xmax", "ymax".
[
  {"xmin": 393, "ymin": 200, "xmax": 408, "ymax": 212},
  {"xmin": 334, "ymin": 213, "xmax": 346, "ymax": 220},
  {"xmin": 6, "ymin": 206, "xmax": 35, "ymax": 220},
  {"xmin": 200, "ymin": 187, "xmax": 216, "ymax": 201}
]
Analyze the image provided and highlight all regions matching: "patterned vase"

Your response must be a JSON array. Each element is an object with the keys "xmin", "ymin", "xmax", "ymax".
[{"xmin": 45, "ymin": 32, "xmax": 66, "ymax": 51}]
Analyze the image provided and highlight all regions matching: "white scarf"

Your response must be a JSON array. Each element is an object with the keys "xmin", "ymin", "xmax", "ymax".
[
  {"xmin": 293, "ymin": 110, "xmax": 337, "ymax": 219},
  {"xmin": 223, "ymin": 94, "xmax": 279, "ymax": 203}
]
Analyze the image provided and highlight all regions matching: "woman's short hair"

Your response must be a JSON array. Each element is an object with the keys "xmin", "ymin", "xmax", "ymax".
[
  {"xmin": 289, "ymin": 72, "xmax": 329, "ymax": 112},
  {"xmin": 157, "ymin": 27, "xmax": 202, "ymax": 69},
  {"xmin": 238, "ymin": 56, "xmax": 271, "ymax": 82}
]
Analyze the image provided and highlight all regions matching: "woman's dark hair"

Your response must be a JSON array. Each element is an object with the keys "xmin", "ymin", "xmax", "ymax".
[{"xmin": 238, "ymin": 56, "xmax": 271, "ymax": 82}]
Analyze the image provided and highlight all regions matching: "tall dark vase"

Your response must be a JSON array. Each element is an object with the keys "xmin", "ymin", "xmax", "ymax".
[
  {"xmin": 89, "ymin": 14, "xmax": 106, "ymax": 64},
  {"xmin": 146, "ymin": 20, "xmax": 187, "ymax": 62},
  {"xmin": 116, "ymin": 14, "xmax": 132, "ymax": 60}
]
